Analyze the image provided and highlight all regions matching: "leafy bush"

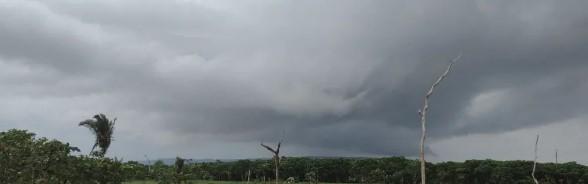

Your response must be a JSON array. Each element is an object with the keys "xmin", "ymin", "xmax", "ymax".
[
  {"xmin": 5, "ymin": 128, "xmax": 588, "ymax": 184},
  {"xmin": 0, "ymin": 129, "xmax": 123, "ymax": 184}
]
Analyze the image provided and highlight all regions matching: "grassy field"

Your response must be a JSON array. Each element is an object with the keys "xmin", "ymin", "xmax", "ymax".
[
  {"xmin": 124, "ymin": 181, "xmax": 241, "ymax": 184},
  {"xmin": 124, "ymin": 181, "xmax": 232, "ymax": 184},
  {"xmin": 124, "ymin": 181, "xmax": 343, "ymax": 184}
]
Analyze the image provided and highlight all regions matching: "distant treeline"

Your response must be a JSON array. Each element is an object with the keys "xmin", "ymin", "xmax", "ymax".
[
  {"xmin": 4, "ymin": 128, "xmax": 588, "ymax": 184},
  {"xmin": 128, "ymin": 156, "xmax": 588, "ymax": 184}
]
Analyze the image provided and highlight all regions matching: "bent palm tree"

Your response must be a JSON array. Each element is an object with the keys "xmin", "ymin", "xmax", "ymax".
[{"xmin": 79, "ymin": 113, "xmax": 116, "ymax": 157}]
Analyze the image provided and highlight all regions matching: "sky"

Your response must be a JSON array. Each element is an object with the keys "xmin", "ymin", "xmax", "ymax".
[{"xmin": 1, "ymin": 0, "xmax": 588, "ymax": 163}]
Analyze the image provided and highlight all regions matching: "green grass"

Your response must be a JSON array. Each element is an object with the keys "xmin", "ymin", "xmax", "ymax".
[
  {"xmin": 124, "ymin": 181, "xmax": 237, "ymax": 184},
  {"xmin": 124, "ymin": 180, "xmax": 345, "ymax": 184}
]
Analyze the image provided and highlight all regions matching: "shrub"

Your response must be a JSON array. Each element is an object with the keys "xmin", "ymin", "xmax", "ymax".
[{"xmin": 0, "ymin": 129, "xmax": 123, "ymax": 184}]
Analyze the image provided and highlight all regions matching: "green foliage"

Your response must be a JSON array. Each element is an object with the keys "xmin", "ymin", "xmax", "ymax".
[
  {"xmin": 5, "ymin": 128, "xmax": 588, "ymax": 184},
  {"xmin": 79, "ymin": 113, "xmax": 116, "ymax": 157},
  {"xmin": 0, "ymin": 129, "xmax": 123, "ymax": 184},
  {"xmin": 124, "ymin": 157, "xmax": 588, "ymax": 184},
  {"xmin": 122, "ymin": 161, "xmax": 151, "ymax": 181},
  {"xmin": 173, "ymin": 157, "xmax": 189, "ymax": 184}
]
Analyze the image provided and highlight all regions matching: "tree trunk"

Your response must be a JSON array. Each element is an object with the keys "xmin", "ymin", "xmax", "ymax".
[
  {"xmin": 555, "ymin": 149, "xmax": 558, "ymax": 165},
  {"xmin": 247, "ymin": 169, "xmax": 251, "ymax": 184},
  {"xmin": 532, "ymin": 134, "xmax": 540, "ymax": 184},
  {"xmin": 418, "ymin": 54, "xmax": 461, "ymax": 184},
  {"xmin": 261, "ymin": 142, "xmax": 282, "ymax": 184},
  {"xmin": 275, "ymin": 158, "xmax": 279, "ymax": 184}
]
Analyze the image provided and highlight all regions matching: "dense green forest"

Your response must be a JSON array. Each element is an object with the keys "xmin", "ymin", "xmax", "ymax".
[{"xmin": 3, "ymin": 129, "xmax": 588, "ymax": 184}]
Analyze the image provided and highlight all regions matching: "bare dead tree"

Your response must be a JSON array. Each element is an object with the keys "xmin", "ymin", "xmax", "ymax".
[
  {"xmin": 417, "ymin": 53, "xmax": 461, "ymax": 184},
  {"xmin": 247, "ymin": 169, "xmax": 251, "ymax": 184},
  {"xmin": 555, "ymin": 149, "xmax": 558, "ymax": 165},
  {"xmin": 144, "ymin": 155, "xmax": 152, "ymax": 176},
  {"xmin": 261, "ymin": 140, "xmax": 282, "ymax": 184},
  {"xmin": 532, "ymin": 134, "xmax": 540, "ymax": 184}
]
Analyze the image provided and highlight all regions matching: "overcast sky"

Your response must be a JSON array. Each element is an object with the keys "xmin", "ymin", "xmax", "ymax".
[{"xmin": 1, "ymin": 0, "xmax": 588, "ymax": 163}]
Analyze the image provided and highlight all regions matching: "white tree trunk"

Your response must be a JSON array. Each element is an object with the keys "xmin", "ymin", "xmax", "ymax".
[
  {"xmin": 261, "ymin": 142, "xmax": 282, "ymax": 184},
  {"xmin": 275, "ymin": 160, "xmax": 279, "ymax": 184},
  {"xmin": 418, "ymin": 54, "xmax": 461, "ymax": 184},
  {"xmin": 247, "ymin": 169, "xmax": 251, "ymax": 184},
  {"xmin": 532, "ymin": 134, "xmax": 540, "ymax": 184}
]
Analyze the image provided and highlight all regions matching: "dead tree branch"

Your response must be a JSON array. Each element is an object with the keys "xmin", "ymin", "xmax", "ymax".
[
  {"xmin": 261, "ymin": 140, "xmax": 282, "ymax": 184},
  {"xmin": 555, "ymin": 149, "xmax": 558, "ymax": 165},
  {"xmin": 532, "ymin": 134, "xmax": 540, "ymax": 184},
  {"xmin": 418, "ymin": 53, "xmax": 461, "ymax": 184}
]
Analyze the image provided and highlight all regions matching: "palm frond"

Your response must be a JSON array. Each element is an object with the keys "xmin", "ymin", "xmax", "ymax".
[{"xmin": 79, "ymin": 113, "xmax": 116, "ymax": 157}]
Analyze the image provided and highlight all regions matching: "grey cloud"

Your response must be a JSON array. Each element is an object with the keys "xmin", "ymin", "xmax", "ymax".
[{"xmin": 1, "ymin": 0, "xmax": 587, "ymax": 159}]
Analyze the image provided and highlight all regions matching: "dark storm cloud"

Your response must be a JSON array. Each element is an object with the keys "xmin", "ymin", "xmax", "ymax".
[{"xmin": 1, "ymin": 0, "xmax": 588, "ymax": 158}]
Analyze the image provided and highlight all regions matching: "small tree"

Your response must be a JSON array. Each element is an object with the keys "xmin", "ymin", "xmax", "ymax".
[
  {"xmin": 305, "ymin": 171, "xmax": 318, "ymax": 184},
  {"xmin": 153, "ymin": 160, "xmax": 173, "ymax": 184},
  {"xmin": 175, "ymin": 157, "xmax": 186, "ymax": 184},
  {"xmin": 261, "ymin": 140, "xmax": 282, "ymax": 184},
  {"xmin": 0, "ymin": 129, "xmax": 122, "ymax": 184},
  {"xmin": 79, "ymin": 113, "xmax": 116, "ymax": 157}
]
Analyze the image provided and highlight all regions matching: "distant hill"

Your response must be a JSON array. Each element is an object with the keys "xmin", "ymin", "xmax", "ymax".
[
  {"xmin": 137, "ymin": 156, "xmax": 374, "ymax": 165},
  {"xmin": 139, "ymin": 158, "xmax": 258, "ymax": 165}
]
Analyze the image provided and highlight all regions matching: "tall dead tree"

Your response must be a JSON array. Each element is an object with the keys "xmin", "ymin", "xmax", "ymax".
[
  {"xmin": 246, "ymin": 169, "xmax": 251, "ymax": 184},
  {"xmin": 417, "ymin": 54, "xmax": 461, "ymax": 184},
  {"xmin": 261, "ymin": 141, "xmax": 282, "ymax": 184},
  {"xmin": 532, "ymin": 134, "xmax": 540, "ymax": 184},
  {"xmin": 555, "ymin": 149, "xmax": 558, "ymax": 165},
  {"xmin": 144, "ymin": 155, "xmax": 152, "ymax": 178}
]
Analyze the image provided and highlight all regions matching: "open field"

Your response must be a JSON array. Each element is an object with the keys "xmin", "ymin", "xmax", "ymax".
[
  {"xmin": 124, "ymin": 181, "xmax": 239, "ymax": 184},
  {"xmin": 124, "ymin": 181, "xmax": 346, "ymax": 184}
]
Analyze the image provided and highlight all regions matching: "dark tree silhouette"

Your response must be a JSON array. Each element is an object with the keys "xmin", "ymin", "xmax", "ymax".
[
  {"xmin": 261, "ymin": 140, "xmax": 282, "ymax": 184},
  {"xmin": 79, "ymin": 113, "xmax": 115, "ymax": 157}
]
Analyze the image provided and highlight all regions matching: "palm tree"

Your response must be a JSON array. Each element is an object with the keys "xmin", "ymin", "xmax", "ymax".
[
  {"xmin": 175, "ymin": 157, "xmax": 186, "ymax": 184},
  {"xmin": 78, "ymin": 113, "xmax": 116, "ymax": 157}
]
